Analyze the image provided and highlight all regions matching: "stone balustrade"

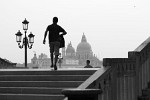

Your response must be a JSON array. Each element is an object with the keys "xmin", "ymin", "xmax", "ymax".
[{"xmin": 62, "ymin": 37, "xmax": 150, "ymax": 100}]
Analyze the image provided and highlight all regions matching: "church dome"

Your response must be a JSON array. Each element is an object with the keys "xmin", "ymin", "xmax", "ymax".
[
  {"xmin": 66, "ymin": 42, "xmax": 75, "ymax": 53},
  {"xmin": 76, "ymin": 34, "xmax": 92, "ymax": 52}
]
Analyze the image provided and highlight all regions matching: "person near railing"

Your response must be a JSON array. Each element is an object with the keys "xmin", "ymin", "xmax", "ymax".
[{"xmin": 84, "ymin": 60, "xmax": 93, "ymax": 68}]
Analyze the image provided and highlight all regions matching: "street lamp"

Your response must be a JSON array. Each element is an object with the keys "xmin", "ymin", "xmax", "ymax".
[{"xmin": 15, "ymin": 18, "xmax": 35, "ymax": 68}]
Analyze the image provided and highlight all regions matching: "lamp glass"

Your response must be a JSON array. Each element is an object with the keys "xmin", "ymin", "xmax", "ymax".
[
  {"xmin": 22, "ymin": 18, "xmax": 29, "ymax": 30},
  {"xmin": 15, "ymin": 30, "xmax": 22, "ymax": 43},
  {"xmin": 16, "ymin": 35, "xmax": 22, "ymax": 43},
  {"xmin": 28, "ymin": 32, "xmax": 35, "ymax": 43}
]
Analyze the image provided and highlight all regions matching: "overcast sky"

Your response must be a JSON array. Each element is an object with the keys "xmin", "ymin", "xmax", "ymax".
[{"xmin": 0, "ymin": 0, "xmax": 150, "ymax": 63}]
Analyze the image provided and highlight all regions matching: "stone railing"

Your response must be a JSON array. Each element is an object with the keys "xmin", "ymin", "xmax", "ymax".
[{"xmin": 62, "ymin": 37, "xmax": 150, "ymax": 100}]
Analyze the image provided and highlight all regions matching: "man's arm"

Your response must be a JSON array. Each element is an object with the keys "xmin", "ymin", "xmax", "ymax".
[
  {"xmin": 61, "ymin": 30, "xmax": 67, "ymax": 36},
  {"xmin": 59, "ymin": 26, "xmax": 67, "ymax": 36},
  {"xmin": 43, "ymin": 28, "xmax": 48, "ymax": 44}
]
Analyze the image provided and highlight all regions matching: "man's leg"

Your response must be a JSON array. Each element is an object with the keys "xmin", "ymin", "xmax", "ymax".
[
  {"xmin": 54, "ymin": 42, "xmax": 60, "ymax": 70},
  {"xmin": 50, "ymin": 53, "xmax": 54, "ymax": 67},
  {"xmin": 54, "ymin": 55, "xmax": 58, "ymax": 70},
  {"xmin": 50, "ymin": 43, "xmax": 54, "ymax": 68}
]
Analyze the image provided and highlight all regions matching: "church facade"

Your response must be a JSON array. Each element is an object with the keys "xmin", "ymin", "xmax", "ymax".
[{"xmin": 31, "ymin": 34, "xmax": 102, "ymax": 68}]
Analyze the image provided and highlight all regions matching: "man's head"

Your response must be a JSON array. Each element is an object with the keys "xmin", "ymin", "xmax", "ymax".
[
  {"xmin": 86, "ymin": 60, "xmax": 90, "ymax": 65},
  {"xmin": 53, "ymin": 17, "xmax": 58, "ymax": 24}
]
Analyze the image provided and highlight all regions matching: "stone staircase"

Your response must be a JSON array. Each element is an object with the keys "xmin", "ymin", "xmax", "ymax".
[
  {"xmin": 0, "ymin": 69, "xmax": 97, "ymax": 100},
  {"xmin": 138, "ymin": 82, "xmax": 150, "ymax": 100}
]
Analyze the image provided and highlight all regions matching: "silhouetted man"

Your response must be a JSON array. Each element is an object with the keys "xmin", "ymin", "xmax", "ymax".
[
  {"xmin": 84, "ymin": 60, "xmax": 93, "ymax": 68},
  {"xmin": 43, "ymin": 17, "xmax": 67, "ymax": 70}
]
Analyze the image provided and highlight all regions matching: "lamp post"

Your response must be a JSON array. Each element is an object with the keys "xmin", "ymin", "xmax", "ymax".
[{"xmin": 15, "ymin": 18, "xmax": 35, "ymax": 68}]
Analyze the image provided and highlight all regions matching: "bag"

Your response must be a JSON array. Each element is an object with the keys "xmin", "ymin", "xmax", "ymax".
[{"xmin": 58, "ymin": 35, "xmax": 65, "ymax": 48}]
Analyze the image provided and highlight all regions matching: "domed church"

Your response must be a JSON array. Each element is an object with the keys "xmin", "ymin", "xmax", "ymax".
[{"xmin": 31, "ymin": 34, "xmax": 102, "ymax": 68}]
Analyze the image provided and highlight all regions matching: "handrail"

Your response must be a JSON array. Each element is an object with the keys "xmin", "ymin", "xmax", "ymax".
[
  {"xmin": 77, "ymin": 67, "xmax": 110, "ymax": 89},
  {"xmin": 134, "ymin": 36, "xmax": 150, "ymax": 51}
]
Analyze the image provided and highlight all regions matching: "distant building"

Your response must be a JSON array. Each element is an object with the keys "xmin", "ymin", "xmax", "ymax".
[{"xmin": 31, "ymin": 34, "xmax": 102, "ymax": 68}]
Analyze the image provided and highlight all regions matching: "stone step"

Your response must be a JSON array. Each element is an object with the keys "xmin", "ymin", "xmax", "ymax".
[
  {"xmin": 0, "ymin": 94, "xmax": 64, "ymax": 100},
  {"xmin": 0, "ymin": 81, "xmax": 82, "ymax": 88},
  {"xmin": 0, "ymin": 69, "xmax": 97, "ymax": 100},
  {"xmin": 148, "ymin": 83, "xmax": 150, "ymax": 88},
  {"xmin": 142, "ymin": 89, "xmax": 150, "ymax": 96},
  {"xmin": 138, "ymin": 96, "xmax": 149, "ymax": 100},
  {"xmin": 0, "ymin": 70, "xmax": 96, "ymax": 75},
  {"xmin": 0, "ymin": 87, "xmax": 63, "ymax": 95},
  {"xmin": 0, "ymin": 75, "xmax": 89, "ymax": 81},
  {"xmin": 139, "ymin": 82, "xmax": 150, "ymax": 100}
]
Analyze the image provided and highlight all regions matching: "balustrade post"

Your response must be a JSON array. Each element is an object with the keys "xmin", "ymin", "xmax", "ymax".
[
  {"xmin": 149, "ymin": 57, "xmax": 150, "ymax": 81},
  {"xmin": 110, "ymin": 64, "xmax": 117, "ymax": 100},
  {"xmin": 135, "ymin": 53, "xmax": 141, "ymax": 99},
  {"xmin": 117, "ymin": 77, "xmax": 121, "ymax": 100}
]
